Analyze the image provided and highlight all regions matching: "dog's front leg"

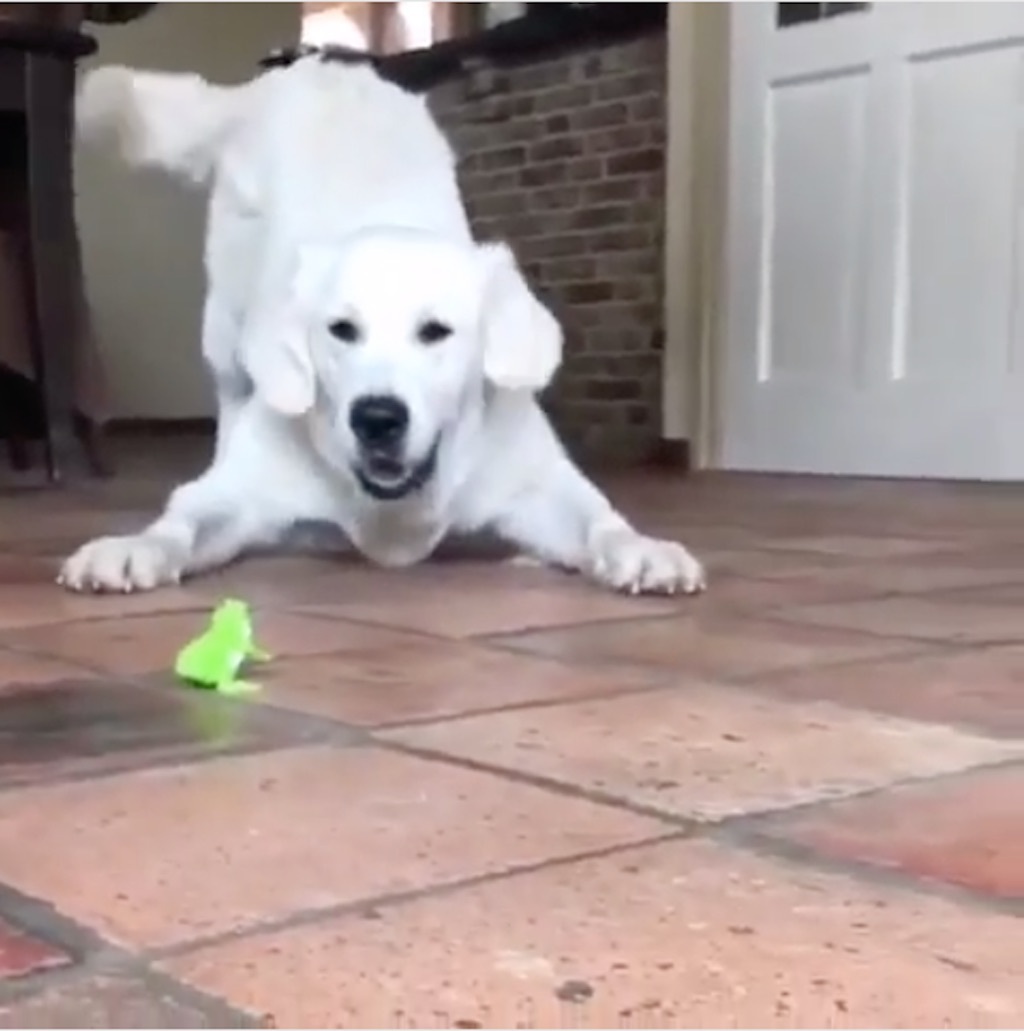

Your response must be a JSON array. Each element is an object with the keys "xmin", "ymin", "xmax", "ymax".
[
  {"xmin": 59, "ymin": 467, "xmax": 267, "ymax": 594},
  {"xmin": 488, "ymin": 440, "xmax": 705, "ymax": 597},
  {"xmin": 59, "ymin": 406, "xmax": 320, "ymax": 593},
  {"xmin": 202, "ymin": 296, "xmax": 250, "ymax": 463}
]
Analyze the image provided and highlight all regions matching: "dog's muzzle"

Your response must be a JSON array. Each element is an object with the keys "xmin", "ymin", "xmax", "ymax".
[{"xmin": 349, "ymin": 394, "xmax": 438, "ymax": 501}]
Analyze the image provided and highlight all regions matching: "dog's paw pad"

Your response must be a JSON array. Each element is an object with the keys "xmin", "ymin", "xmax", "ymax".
[
  {"xmin": 592, "ymin": 531, "xmax": 706, "ymax": 597},
  {"xmin": 506, "ymin": 553, "xmax": 546, "ymax": 569},
  {"xmin": 59, "ymin": 535, "xmax": 181, "ymax": 594}
]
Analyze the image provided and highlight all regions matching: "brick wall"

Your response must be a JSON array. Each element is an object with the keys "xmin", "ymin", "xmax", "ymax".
[{"xmin": 429, "ymin": 29, "xmax": 668, "ymax": 464}]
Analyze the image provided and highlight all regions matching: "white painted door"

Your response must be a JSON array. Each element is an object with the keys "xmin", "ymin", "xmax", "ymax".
[{"xmin": 720, "ymin": 2, "xmax": 1024, "ymax": 480}]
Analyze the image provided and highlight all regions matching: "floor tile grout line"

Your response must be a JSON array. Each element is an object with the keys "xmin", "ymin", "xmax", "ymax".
[
  {"xmin": 0, "ymin": 626, "xmax": 1014, "ymax": 801},
  {"xmin": 918, "ymin": 579, "xmax": 1024, "ymax": 604},
  {"xmin": 278, "ymin": 597, "xmax": 695, "ymax": 644},
  {"xmin": 0, "ymin": 638, "xmax": 207, "ymax": 682},
  {"xmin": 0, "ymin": 641, "xmax": 132, "ymax": 681},
  {"xmin": 16, "ymin": 615, "xmax": 964, "ymax": 738},
  {"xmin": 726, "ymin": 641, "xmax": 964, "ymax": 686},
  {"xmin": 713, "ymin": 753, "xmax": 1024, "ymax": 833},
  {"xmin": 278, "ymin": 564, "xmax": 1024, "ymax": 648},
  {"xmin": 5, "ymin": 692, "xmax": 1018, "ymax": 809},
  {"xmin": 752, "ymin": 606, "xmax": 1024, "ymax": 649},
  {"xmin": 0, "ymin": 735, "xmax": 361, "ymax": 798},
  {"xmin": 1, "ymin": 600, "xmax": 694, "ymax": 681},
  {"xmin": 359, "ymin": 678, "xmax": 678, "ymax": 733},
  {"xmin": 0, "ymin": 884, "xmax": 264, "ymax": 1027},
  {"xmin": 4, "ymin": 663, "xmax": 671, "ymax": 791},
  {"xmin": 2, "ymin": 570, "xmax": 1014, "ymax": 680},
  {"xmin": 714, "ymin": 683, "xmax": 1024, "ymax": 745},
  {"xmin": 255, "ymin": 629, "xmax": 682, "ymax": 688},
  {"xmin": 1, "ymin": 764, "xmax": 1019, "ymax": 986},
  {"xmin": 373, "ymin": 736, "xmax": 701, "ymax": 830},
  {"xmin": 360, "ymin": 654, "xmax": 1024, "ymax": 747},
  {"xmin": 445, "ymin": 635, "xmax": 690, "ymax": 681},
  {"xmin": 484, "ymin": 609, "xmax": 952, "ymax": 654},
  {"xmin": 731, "ymin": 581, "xmax": 1024, "ymax": 611},
  {"xmin": 360, "ymin": 659, "xmax": 1024, "ymax": 749},
  {"xmin": 145, "ymin": 829, "xmax": 690, "ymax": 963},
  {"xmin": 0, "ymin": 876, "xmax": 167, "ymax": 993},
  {"xmin": 0, "ymin": 602, "xmax": 213, "ymax": 639},
  {"xmin": 475, "ymin": 605, "xmax": 784, "ymax": 647},
  {"xmin": 716, "ymin": 824, "xmax": 1024, "ymax": 920},
  {"xmin": 720, "ymin": 577, "xmax": 1024, "ymax": 613},
  {"xmin": 134, "ymin": 964, "xmax": 272, "ymax": 1028},
  {"xmin": 483, "ymin": 631, "xmax": 956, "ymax": 693},
  {"xmin": 733, "ymin": 637, "xmax": 1008, "ymax": 691},
  {"xmin": 0, "ymin": 953, "xmax": 266, "ymax": 1028},
  {"xmin": 374, "ymin": 737, "xmax": 1024, "ymax": 867},
  {"xmin": 0, "ymin": 617, "xmax": 961, "ymax": 700}
]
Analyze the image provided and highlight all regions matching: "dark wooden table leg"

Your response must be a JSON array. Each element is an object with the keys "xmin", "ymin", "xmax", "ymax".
[
  {"xmin": 77, "ymin": 414, "xmax": 114, "ymax": 477},
  {"xmin": 24, "ymin": 51, "xmax": 88, "ymax": 483}
]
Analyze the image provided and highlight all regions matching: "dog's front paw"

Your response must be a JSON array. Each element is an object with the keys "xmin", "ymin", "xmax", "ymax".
[
  {"xmin": 590, "ymin": 529, "xmax": 706, "ymax": 596},
  {"xmin": 58, "ymin": 534, "xmax": 183, "ymax": 594}
]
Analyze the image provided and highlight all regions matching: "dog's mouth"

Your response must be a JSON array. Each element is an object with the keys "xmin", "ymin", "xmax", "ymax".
[{"xmin": 353, "ymin": 439, "xmax": 439, "ymax": 501}]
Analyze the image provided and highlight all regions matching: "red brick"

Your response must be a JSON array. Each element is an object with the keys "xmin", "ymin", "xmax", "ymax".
[
  {"xmin": 530, "ymin": 232, "xmax": 590, "ymax": 260},
  {"xmin": 543, "ymin": 112, "xmax": 570, "ymax": 134},
  {"xmin": 499, "ymin": 118, "xmax": 545, "ymax": 145},
  {"xmin": 629, "ymin": 94, "xmax": 663, "ymax": 122},
  {"xmin": 580, "ymin": 53, "xmax": 605, "ymax": 80},
  {"xmin": 530, "ymin": 135, "xmax": 584, "ymax": 164},
  {"xmin": 538, "ymin": 84, "xmax": 594, "ymax": 110},
  {"xmin": 569, "ymin": 204, "xmax": 634, "ymax": 231},
  {"xmin": 506, "ymin": 92, "xmax": 538, "ymax": 118},
  {"xmin": 590, "ymin": 227, "xmax": 652, "ymax": 253},
  {"xmin": 595, "ymin": 71, "xmax": 660, "ymax": 103},
  {"xmin": 583, "ymin": 178, "xmax": 644, "ymax": 204},
  {"xmin": 477, "ymin": 144, "xmax": 528, "ymax": 171},
  {"xmin": 471, "ymin": 192, "xmax": 525, "ymax": 220},
  {"xmin": 598, "ymin": 250, "xmax": 658, "ymax": 277},
  {"xmin": 613, "ymin": 278, "xmax": 656, "ymax": 302},
  {"xmin": 431, "ymin": 30, "xmax": 668, "ymax": 464},
  {"xmin": 563, "ymin": 281, "xmax": 615, "ymax": 305},
  {"xmin": 570, "ymin": 101, "xmax": 629, "ymax": 131},
  {"xmin": 606, "ymin": 148, "xmax": 663, "ymax": 177},
  {"xmin": 538, "ymin": 256, "xmax": 597, "ymax": 283},
  {"xmin": 585, "ymin": 378, "xmax": 642, "ymax": 401},
  {"xmin": 511, "ymin": 64, "xmax": 564, "ymax": 93},
  {"xmin": 565, "ymin": 156, "xmax": 604, "ymax": 182},
  {"xmin": 589, "ymin": 125, "xmax": 653, "ymax": 155},
  {"xmin": 528, "ymin": 185, "xmax": 581, "ymax": 212},
  {"xmin": 520, "ymin": 162, "xmax": 567, "ymax": 187},
  {"xmin": 468, "ymin": 170, "xmax": 520, "ymax": 195}
]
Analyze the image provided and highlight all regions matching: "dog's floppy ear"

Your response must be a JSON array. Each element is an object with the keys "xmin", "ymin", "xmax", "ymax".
[
  {"xmin": 477, "ymin": 241, "xmax": 563, "ymax": 391},
  {"xmin": 245, "ymin": 245, "xmax": 338, "ymax": 416}
]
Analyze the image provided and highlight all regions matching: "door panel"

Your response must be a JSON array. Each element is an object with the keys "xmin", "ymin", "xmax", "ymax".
[{"xmin": 721, "ymin": 2, "xmax": 1024, "ymax": 480}]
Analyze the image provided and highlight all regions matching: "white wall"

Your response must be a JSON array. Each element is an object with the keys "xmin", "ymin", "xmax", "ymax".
[{"xmin": 75, "ymin": 2, "xmax": 300, "ymax": 419}]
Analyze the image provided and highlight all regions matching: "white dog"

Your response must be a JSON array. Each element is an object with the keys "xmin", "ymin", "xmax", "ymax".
[{"xmin": 61, "ymin": 55, "xmax": 705, "ymax": 597}]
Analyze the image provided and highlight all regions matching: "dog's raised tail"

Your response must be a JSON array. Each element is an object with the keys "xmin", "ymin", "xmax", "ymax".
[{"xmin": 77, "ymin": 65, "xmax": 249, "ymax": 184}]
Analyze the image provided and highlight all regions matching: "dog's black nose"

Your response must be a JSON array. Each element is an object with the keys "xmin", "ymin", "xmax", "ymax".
[{"xmin": 349, "ymin": 395, "xmax": 409, "ymax": 447}]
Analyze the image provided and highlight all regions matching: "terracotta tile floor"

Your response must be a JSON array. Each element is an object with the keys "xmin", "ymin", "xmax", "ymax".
[{"xmin": 0, "ymin": 440, "xmax": 1023, "ymax": 1027}]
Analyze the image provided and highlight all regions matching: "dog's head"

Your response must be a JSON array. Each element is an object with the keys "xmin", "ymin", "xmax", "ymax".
[{"xmin": 246, "ymin": 227, "xmax": 562, "ymax": 501}]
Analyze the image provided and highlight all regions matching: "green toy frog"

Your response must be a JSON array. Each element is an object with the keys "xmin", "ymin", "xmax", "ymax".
[{"xmin": 174, "ymin": 598, "xmax": 271, "ymax": 694}]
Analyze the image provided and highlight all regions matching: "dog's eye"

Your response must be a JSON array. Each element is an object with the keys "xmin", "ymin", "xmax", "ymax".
[
  {"xmin": 328, "ymin": 318, "xmax": 360, "ymax": 344},
  {"xmin": 417, "ymin": 319, "xmax": 453, "ymax": 345}
]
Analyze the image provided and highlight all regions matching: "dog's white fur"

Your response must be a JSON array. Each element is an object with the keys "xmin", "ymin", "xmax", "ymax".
[{"xmin": 61, "ymin": 58, "xmax": 705, "ymax": 597}]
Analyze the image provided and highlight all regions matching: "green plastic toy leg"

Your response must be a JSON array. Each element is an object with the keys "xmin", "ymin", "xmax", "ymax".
[{"xmin": 216, "ymin": 678, "xmax": 261, "ymax": 696}]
